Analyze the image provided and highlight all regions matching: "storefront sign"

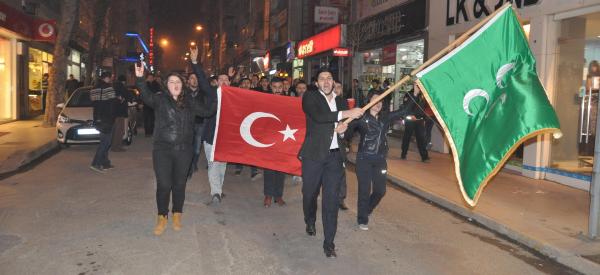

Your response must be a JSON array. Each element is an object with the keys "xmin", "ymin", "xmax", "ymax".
[
  {"xmin": 149, "ymin": 27, "xmax": 154, "ymax": 67},
  {"xmin": 357, "ymin": 0, "xmax": 410, "ymax": 20},
  {"xmin": 354, "ymin": 1, "xmax": 425, "ymax": 51},
  {"xmin": 0, "ymin": 2, "xmax": 56, "ymax": 42},
  {"xmin": 333, "ymin": 48, "xmax": 350, "ymax": 57},
  {"xmin": 297, "ymin": 25, "xmax": 343, "ymax": 59},
  {"xmin": 315, "ymin": 6, "xmax": 339, "ymax": 24},
  {"xmin": 446, "ymin": 0, "xmax": 541, "ymax": 26},
  {"xmin": 382, "ymin": 44, "xmax": 397, "ymax": 65},
  {"xmin": 286, "ymin": 42, "xmax": 295, "ymax": 62}
]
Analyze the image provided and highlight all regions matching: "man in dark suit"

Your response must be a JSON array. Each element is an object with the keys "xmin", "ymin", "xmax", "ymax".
[{"xmin": 299, "ymin": 69, "xmax": 364, "ymax": 258}]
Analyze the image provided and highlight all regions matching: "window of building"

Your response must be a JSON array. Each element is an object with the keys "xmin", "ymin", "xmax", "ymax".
[
  {"xmin": 0, "ymin": 37, "xmax": 13, "ymax": 122},
  {"xmin": 551, "ymin": 12, "xmax": 600, "ymax": 176}
]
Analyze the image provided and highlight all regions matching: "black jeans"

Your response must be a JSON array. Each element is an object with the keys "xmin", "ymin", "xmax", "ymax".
[
  {"xmin": 302, "ymin": 150, "xmax": 344, "ymax": 250},
  {"xmin": 143, "ymin": 106, "xmax": 155, "ymax": 136},
  {"xmin": 263, "ymin": 169, "xmax": 285, "ymax": 197},
  {"xmin": 91, "ymin": 127, "xmax": 113, "ymax": 167},
  {"xmin": 153, "ymin": 148, "xmax": 193, "ymax": 216},
  {"xmin": 424, "ymin": 116, "xmax": 435, "ymax": 146},
  {"xmin": 401, "ymin": 119, "xmax": 428, "ymax": 160},
  {"xmin": 356, "ymin": 155, "xmax": 387, "ymax": 225}
]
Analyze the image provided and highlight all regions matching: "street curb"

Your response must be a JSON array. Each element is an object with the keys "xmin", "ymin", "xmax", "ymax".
[
  {"xmin": 347, "ymin": 156, "xmax": 600, "ymax": 274},
  {"xmin": 0, "ymin": 140, "xmax": 59, "ymax": 178}
]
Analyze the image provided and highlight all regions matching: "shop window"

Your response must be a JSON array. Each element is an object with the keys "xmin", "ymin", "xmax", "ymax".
[
  {"xmin": 0, "ymin": 37, "xmax": 13, "ymax": 122},
  {"xmin": 551, "ymin": 12, "xmax": 600, "ymax": 176},
  {"xmin": 28, "ymin": 48, "xmax": 52, "ymax": 113}
]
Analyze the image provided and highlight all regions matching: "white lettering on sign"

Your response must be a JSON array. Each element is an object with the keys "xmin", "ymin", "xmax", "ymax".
[
  {"xmin": 315, "ymin": 6, "xmax": 339, "ymax": 24},
  {"xmin": 298, "ymin": 40, "xmax": 314, "ymax": 57},
  {"xmin": 0, "ymin": 12, "xmax": 6, "ymax": 22}
]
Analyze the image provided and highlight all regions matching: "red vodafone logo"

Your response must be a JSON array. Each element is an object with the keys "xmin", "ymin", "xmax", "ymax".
[{"xmin": 38, "ymin": 23, "xmax": 55, "ymax": 38}]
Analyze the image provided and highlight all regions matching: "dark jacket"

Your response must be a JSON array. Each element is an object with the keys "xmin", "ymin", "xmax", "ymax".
[
  {"xmin": 90, "ymin": 81, "xmax": 118, "ymax": 133},
  {"xmin": 113, "ymin": 81, "xmax": 132, "ymax": 118},
  {"xmin": 299, "ymin": 89, "xmax": 349, "ymax": 161},
  {"xmin": 135, "ymin": 65, "xmax": 216, "ymax": 150},
  {"xmin": 189, "ymin": 62, "xmax": 219, "ymax": 145},
  {"xmin": 347, "ymin": 107, "xmax": 411, "ymax": 157},
  {"xmin": 188, "ymin": 86, "xmax": 206, "ymax": 124}
]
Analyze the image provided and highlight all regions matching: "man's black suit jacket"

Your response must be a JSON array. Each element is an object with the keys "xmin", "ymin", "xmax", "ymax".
[{"xmin": 299, "ymin": 89, "xmax": 349, "ymax": 162}]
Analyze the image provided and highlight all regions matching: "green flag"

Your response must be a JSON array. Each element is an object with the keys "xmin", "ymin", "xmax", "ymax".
[{"xmin": 415, "ymin": 6, "xmax": 560, "ymax": 206}]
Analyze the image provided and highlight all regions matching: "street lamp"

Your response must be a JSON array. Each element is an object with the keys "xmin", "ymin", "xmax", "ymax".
[
  {"xmin": 190, "ymin": 41, "xmax": 196, "ymax": 47},
  {"xmin": 195, "ymin": 25, "xmax": 203, "ymax": 31},
  {"xmin": 160, "ymin": 38, "xmax": 169, "ymax": 47}
]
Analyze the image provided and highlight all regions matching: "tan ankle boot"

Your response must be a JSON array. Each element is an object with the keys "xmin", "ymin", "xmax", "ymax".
[
  {"xmin": 172, "ymin": 212, "xmax": 182, "ymax": 231},
  {"xmin": 153, "ymin": 215, "xmax": 168, "ymax": 236}
]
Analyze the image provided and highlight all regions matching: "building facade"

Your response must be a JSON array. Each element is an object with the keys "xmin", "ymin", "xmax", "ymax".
[{"xmin": 428, "ymin": 0, "xmax": 600, "ymax": 191}]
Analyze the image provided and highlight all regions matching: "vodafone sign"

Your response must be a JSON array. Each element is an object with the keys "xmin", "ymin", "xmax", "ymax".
[
  {"xmin": 296, "ymin": 25, "xmax": 344, "ymax": 59},
  {"xmin": 0, "ymin": 2, "xmax": 57, "ymax": 42}
]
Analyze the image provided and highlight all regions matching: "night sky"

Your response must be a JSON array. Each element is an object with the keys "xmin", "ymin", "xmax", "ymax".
[{"xmin": 151, "ymin": 0, "xmax": 205, "ymax": 72}]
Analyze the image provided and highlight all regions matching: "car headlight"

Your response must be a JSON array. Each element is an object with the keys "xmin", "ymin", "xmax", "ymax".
[{"xmin": 58, "ymin": 113, "xmax": 70, "ymax": 123}]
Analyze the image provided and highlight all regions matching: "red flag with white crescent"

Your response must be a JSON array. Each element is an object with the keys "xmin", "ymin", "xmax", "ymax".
[{"xmin": 211, "ymin": 86, "xmax": 306, "ymax": 175}]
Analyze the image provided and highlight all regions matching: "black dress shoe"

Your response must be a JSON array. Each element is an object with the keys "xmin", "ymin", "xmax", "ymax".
[
  {"xmin": 339, "ymin": 201, "xmax": 349, "ymax": 210},
  {"xmin": 324, "ymin": 247, "xmax": 337, "ymax": 258},
  {"xmin": 306, "ymin": 224, "xmax": 316, "ymax": 236}
]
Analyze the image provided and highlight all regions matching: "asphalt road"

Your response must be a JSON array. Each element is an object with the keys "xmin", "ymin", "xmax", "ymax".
[{"xmin": 0, "ymin": 136, "xmax": 577, "ymax": 274}]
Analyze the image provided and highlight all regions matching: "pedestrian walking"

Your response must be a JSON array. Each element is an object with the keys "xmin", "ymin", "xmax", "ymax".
[
  {"xmin": 89, "ymin": 72, "xmax": 118, "ymax": 173},
  {"xmin": 187, "ymin": 72, "xmax": 206, "ymax": 178},
  {"xmin": 299, "ymin": 68, "xmax": 363, "ymax": 258},
  {"xmin": 134, "ymin": 56, "xmax": 216, "ymax": 236},
  {"xmin": 263, "ymin": 77, "xmax": 287, "ymax": 207},
  {"xmin": 65, "ymin": 74, "xmax": 79, "ymax": 99},
  {"xmin": 234, "ymin": 77, "xmax": 261, "ymax": 180},
  {"xmin": 111, "ymin": 75, "xmax": 130, "ymax": 152},
  {"xmin": 400, "ymin": 85, "xmax": 430, "ymax": 162},
  {"xmin": 189, "ymin": 48, "xmax": 229, "ymax": 204},
  {"xmin": 343, "ymin": 92, "xmax": 412, "ymax": 231}
]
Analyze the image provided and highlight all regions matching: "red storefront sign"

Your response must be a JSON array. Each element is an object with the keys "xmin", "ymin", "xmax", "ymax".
[
  {"xmin": 149, "ymin": 27, "xmax": 154, "ymax": 66},
  {"xmin": 296, "ymin": 25, "xmax": 342, "ymax": 59},
  {"xmin": 333, "ymin": 48, "xmax": 350, "ymax": 57},
  {"xmin": 0, "ymin": 2, "xmax": 56, "ymax": 42},
  {"xmin": 382, "ymin": 44, "xmax": 397, "ymax": 66}
]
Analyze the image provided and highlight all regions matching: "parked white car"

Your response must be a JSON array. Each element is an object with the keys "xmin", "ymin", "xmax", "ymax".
[{"xmin": 56, "ymin": 86, "xmax": 135, "ymax": 146}]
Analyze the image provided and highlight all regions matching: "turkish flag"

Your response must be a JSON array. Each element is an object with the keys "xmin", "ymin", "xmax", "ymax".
[{"xmin": 211, "ymin": 86, "xmax": 306, "ymax": 175}]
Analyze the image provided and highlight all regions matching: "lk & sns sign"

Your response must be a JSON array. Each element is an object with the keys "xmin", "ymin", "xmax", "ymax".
[{"xmin": 446, "ymin": 0, "xmax": 541, "ymax": 26}]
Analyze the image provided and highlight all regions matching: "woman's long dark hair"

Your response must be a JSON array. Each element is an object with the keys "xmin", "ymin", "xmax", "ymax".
[{"xmin": 164, "ymin": 73, "xmax": 187, "ymax": 109}]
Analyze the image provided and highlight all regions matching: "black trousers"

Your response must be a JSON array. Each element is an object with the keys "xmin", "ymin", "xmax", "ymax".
[
  {"xmin": 143, "ymin": 106, "xmax": 155, "ymax": 136},
  {"xmin": 302, "ymin": 150, "xmax": 344, "ymax": 250},
  {"xmin": 356, "ymin": 155, "xmax": 387, "ymax": 225},
  {"xmin": 153, "ymin": 148, "xmax": 193, "ymax": 216},
  {"xmin": 401, "ymin": 119, "xmax": 428, "ymax": 160},
  {"xmin": 339, "ymin": 163, "xmax": 347, "ymax": 200},
  {"xmin": 263, "ymin": 169, "xmax": 285, "ymax": 197},
  {"xmin": 424, "ymin": 117, "xmax": 435, "ymax": 146},
  {"xmin": 91, "ymin": 127, "xmax": 113, "ymax": 167}
]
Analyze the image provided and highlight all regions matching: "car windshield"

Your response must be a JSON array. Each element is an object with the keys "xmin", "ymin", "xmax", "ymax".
[{"xmin": 67, "ymin": 88, "xmax": 92, "ymax": 107}]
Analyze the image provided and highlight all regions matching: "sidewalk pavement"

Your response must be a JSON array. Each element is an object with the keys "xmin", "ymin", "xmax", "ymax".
[
  {"xmin": 348, "ymin": 136, "xmax": 600, "ymax": 274},
  {"xmin": 0, "ymin": 120, "xmax": 57, "ymax": 175}
]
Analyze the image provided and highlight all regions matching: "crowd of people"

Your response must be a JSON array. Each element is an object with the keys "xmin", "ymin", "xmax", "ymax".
[{"xmin": 87, "ymin": 47, "xmax": 436, "ymax": 258}]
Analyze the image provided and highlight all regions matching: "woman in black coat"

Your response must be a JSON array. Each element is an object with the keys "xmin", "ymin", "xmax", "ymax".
[{"xmin": 135, "ymin": 60, "xmax": 216, "ymax": 236}]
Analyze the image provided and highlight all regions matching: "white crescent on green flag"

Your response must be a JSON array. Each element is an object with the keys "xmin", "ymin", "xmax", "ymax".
[{"xmin": 415, "ymin": 6, "xmax": 561, "ymax": 207}]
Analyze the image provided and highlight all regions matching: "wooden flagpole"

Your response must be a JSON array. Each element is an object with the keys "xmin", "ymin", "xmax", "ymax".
[{"xmin": 344, "ymin": 2, "xmax": 514, "ymax": 124}]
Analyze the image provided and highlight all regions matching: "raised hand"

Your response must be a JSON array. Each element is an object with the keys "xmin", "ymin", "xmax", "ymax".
[
  {"xmin": 134, "ymin": 62, "xmax": 144, "ymax": 77},
  {"xmin": 190, "ymin": 47, "xmax": 198, "ymax": 63},
  {"xmin": 228, "ymin": 66, "xmax": 236, "ymax": 78}
]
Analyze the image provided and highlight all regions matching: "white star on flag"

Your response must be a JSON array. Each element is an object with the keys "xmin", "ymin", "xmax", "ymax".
[{"xmin": 279, "ymin": 124, "xmax": 298, "ymax": 142}]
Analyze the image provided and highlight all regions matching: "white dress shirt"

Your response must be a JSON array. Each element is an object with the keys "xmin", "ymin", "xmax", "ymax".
[{"xmin": 319, "ymin": 90, "xmax": 343, "ymax": 149}]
